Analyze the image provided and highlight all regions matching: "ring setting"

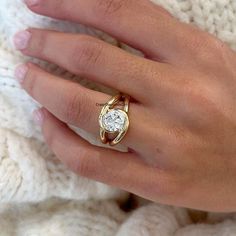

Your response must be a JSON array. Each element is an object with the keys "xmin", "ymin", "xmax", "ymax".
[{"xmin": 99, "ymin": 93, "xmax": 130, "ymax": 146}]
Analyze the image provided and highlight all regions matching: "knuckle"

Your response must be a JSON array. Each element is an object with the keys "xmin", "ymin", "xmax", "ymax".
[
  {"xmin": 72, "ymin": 149, "xmax": 94, "ymax": 176},
  {"xmin": 182, "ymin": 79, "xmax": 215, "ymax": 112},
  {"xmin": 95, "ymin": 0, "xmax": 127, "ymax": 17},
  {"xmin": 23, "ymin": 67, "xmax": 38, "ymax": 96},
  {"xmin": 179, "ymin": 80, "xmax": 221, "ymax": 131},
  {"xmin": 70, "ymin": 36, "xmax": 104, "ymax": 73},
  {"xmin": 64, "ymin": 92, "xmax": 82, "ymax": 124},
  {"xmin": 207, "ymin": 37, "xmax": 232, "ymax": 65},
  {"xmin": 187, "ymin": 33, "xmax": 209, "ymax": 55},
  {"xmin": 189, "ymin": 89, "xmax": 215, "ymax": 113},
  {"xmin": 54, "ymin": 0, "xmax": 74, "ymax": 18},
  {"xmin": 30, "ymin": 30, "xmax": 49, "ymax": 57},
  {"xmin": 189, "ymin": 32, "xmax": 227, "ymax": 63},
  {"xmin": 203, "ymin": 39, "xmax": 221, "ymax": 59},
  {"xmin": 63, "ymin": 91, "xmax": 90, "ymax": 125}
]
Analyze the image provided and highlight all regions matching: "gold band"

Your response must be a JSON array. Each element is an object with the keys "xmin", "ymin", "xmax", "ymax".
[{"xmin": 99, "ymin": 93, "xmax": 130, "ymax": 146}]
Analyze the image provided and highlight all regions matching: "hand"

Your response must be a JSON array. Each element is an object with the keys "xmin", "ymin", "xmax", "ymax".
[{"xmin": 14, "ymin": 0, "xmax": 236, "ymax": 212}]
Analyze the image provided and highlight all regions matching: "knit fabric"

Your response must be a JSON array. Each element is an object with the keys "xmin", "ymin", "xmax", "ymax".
[{"xmin": 1, "ymin": 0, "xmax": 236, "ymax": 235}]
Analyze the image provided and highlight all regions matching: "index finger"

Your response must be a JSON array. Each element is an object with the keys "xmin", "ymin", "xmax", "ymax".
[{"xmin": 24, "ymin": 0, "xmax": 182, "ymax": 61}]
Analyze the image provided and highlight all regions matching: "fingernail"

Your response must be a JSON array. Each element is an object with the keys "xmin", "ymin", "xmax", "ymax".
[
  {"xmin": 13, "ymin": 30, "xmax": 31, "ymax": 50},
  {"xmin": 33, "ymin": 108, "xmax": 44, "ymax": 126},
  {"xmin": 24, "ymin": 0, "xmax": 40, "ymax": 6},
  {"xmin": 14, "ymin": 64, "xmax": 28, "ymax": 83}
]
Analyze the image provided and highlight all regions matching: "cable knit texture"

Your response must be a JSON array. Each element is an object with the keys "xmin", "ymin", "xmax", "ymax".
[{"xmin": 1, "ymin": 0, "xmax": 236, "ymax": 235}]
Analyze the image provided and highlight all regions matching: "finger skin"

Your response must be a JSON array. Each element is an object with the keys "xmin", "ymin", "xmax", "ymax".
[
  {"xmin": 18, "ymin": 63, "xmax": 147, "ymax": 150},
  {"xmin": 39, "ymin": 107, "xmax": 174, "ymax": 203},
  {"xmin": 21, "ymin": 63, "xmax": 108, "ymax": 133},
  {"xmin": 24, "ymin": 0, "xmax": 184, "ymax": 61},
  {"xmin": 15, "ymin": 29, "xmax": 169, "ymax": 103}
]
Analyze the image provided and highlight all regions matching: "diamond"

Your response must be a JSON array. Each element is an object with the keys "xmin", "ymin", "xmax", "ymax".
[{"xmin": 101, "ymin": 109, "xmax": 127, "ymax": 132}]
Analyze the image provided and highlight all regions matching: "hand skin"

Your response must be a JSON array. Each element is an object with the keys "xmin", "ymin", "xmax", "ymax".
[{"xmin": 13, "ymin": 0, "xmax": 236, "ymax": 212}]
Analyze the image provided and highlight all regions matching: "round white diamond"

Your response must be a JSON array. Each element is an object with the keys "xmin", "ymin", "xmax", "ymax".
[{"xmin": 102, "ymin": 109, "xmax": 127, "ymax": 132}]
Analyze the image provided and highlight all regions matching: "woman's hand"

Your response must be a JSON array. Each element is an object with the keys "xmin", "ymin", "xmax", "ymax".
[{"xmin": 14, "ymin": 0, "xmax": 236, "ymax": 212}]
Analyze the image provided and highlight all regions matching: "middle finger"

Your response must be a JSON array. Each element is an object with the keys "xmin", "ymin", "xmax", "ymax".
[
  {"xmin": 15, "ymin": 62, "xmax": 149, "ymax": 150},
  {"xmin": 14, "ymin": 29, "xmax": 172, "ymax": 104}
]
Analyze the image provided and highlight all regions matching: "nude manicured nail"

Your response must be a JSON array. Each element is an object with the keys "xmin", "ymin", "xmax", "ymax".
[
  {"xmin": 14, "ymin": 30, "xmax": 31, "ymax": 50},
  {"xmin": 24, "ymin": 0, "xmax": 40, "ymax": 6},
  {"xmin": 33, "ymin": 109, "xmax": 44, "ymax": 126},
  {"xmin": 14, "ymin": 64, "xmax": 28, "ymax": 83}
]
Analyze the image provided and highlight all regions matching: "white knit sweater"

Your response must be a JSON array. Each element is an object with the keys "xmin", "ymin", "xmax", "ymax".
[{"xmin": 1, "ymin": 0, "xmax": 236, "ymax": 235}]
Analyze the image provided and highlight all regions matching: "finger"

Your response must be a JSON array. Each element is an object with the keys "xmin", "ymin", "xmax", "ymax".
[
  {"xmin": 13, "ymin": 29, "xmax": 170, "ymax": 103},
  {"xmin": 16, "ymin": 62, "xmax": 147, "ymax": 149},
  {"xmin": 37, "ymin": 107, "xmax": 174, "ymax": 203},
  {"xmin": 24, "ymin": 0, "xmax": 189, "ymax": 61}
]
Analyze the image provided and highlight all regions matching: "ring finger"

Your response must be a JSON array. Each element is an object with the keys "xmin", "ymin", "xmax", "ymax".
[{"xmin": 15, "ymin": 62, "xmax": 148, "ymax": 149}]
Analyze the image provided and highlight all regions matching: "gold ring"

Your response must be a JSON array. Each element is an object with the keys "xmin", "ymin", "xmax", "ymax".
[{"xmin": 99, "ymin": 93, "xmax": 130, "ymax": 146}]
